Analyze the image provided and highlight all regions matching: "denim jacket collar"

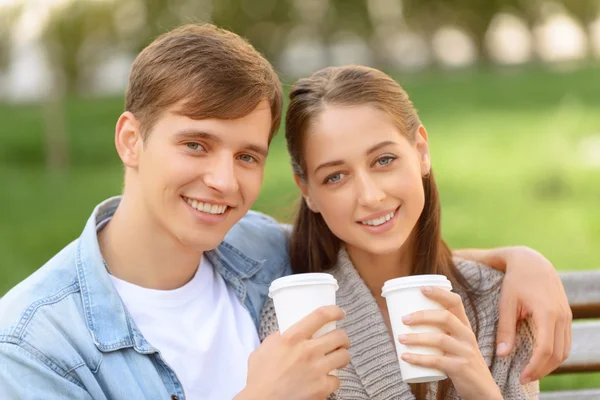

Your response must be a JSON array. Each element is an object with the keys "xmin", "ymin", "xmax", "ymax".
[{"xmin": 76, "ymin": 196, "xmax": 263, "ymax": 353}]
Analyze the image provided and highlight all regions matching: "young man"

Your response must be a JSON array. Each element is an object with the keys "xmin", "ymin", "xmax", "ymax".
[{"xmin": 0, "ymin": 24, "xmax": 570, "ymax": 399}]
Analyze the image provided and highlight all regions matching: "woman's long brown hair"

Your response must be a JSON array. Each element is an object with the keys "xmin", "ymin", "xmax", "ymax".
[{"xmin": 285, "ymin": 66, "xmax": 480, "ymax": 400}]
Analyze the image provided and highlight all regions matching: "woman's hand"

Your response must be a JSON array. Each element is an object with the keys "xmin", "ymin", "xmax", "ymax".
[
  {"xmin": 453, "ymin": 246, "xmax": 572, "ymax": 382},
  {"xmin": 398, "ymin": 287, "xmax": 502, "ymax": 400}
]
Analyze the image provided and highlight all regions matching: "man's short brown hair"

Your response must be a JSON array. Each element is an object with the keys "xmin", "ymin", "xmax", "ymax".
[{"xmin": 125, "ymin": 24, "xmax": 283, "ymax": 141}]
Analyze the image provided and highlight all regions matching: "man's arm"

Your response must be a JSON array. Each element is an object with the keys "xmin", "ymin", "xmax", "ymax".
[
  {"xmin": 0, "ymin": 341, "xmax": 94, "ymax": 399},
  {"xmin": 454, "ymin": 245, "xmax": 572, "ymax": 383},
  {"xmin": 235, "ymin": 305, "xmax": 350, "ymax": 400}
]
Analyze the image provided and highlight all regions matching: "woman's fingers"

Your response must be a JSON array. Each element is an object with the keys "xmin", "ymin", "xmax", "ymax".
[
  {"xmin": 419, "ymin": 286, "xmax": 471, "ymax": 327},
  {"xmin": 400, "ymin": 352, "xmax": 459, "ymax": 374},
  {"xmin": 402, "ymin": 308, "xmax": 474, "ymax": 343},
  {"xmin": 398, "ymin": 331, "xmax": 466, "ymax": 356}
]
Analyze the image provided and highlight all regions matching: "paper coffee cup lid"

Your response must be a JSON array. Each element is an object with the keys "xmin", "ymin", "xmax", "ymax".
[
  {"xmin": 269, "ymin": 273, "xmax": 339, "ymax": 298},
  {"xmin": 381, "ymin": 274, "xmax": 452, "ymax": 297}
]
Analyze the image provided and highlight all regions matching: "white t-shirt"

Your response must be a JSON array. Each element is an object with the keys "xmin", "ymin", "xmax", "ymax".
[{"xmin": 108, "ymin": 256, "xmax": 260, "ymax": 400}]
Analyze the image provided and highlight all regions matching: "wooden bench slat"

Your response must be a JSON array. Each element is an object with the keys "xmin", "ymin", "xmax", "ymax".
[
  {"xmin": 560, "ymin": 270, "xmax": 600, "ymax": 319},
  {"xmin": 554, "ymin": 321, "xmax": 600, "ymax": 374},
  {"xmin": 540, "ymin": 388, "xmax": 600, "ymax": 399}
]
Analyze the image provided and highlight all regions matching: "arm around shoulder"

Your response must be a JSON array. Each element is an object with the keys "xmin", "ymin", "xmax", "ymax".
[
  {"xmin": 0, "ymin": 341, "xmax": 93, "ymax": 399},
  {"xmin": 491, "ymin": 318, "xmax": 540, "ymax": 399}
]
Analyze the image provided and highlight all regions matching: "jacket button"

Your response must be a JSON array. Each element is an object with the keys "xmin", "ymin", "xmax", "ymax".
[{"xmin": 171, "ymin": 395, "xmax": 179, "ymax": 400}]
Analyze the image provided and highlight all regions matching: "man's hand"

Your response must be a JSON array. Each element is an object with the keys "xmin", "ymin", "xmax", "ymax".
[
  {"xmin": 237, "ymin": 305, "xmax": 350, "ymax": 400},
  {"xmin": 496, "ymin": 246, "xmax": 571, "ymax": 383},
  {"xmin": 454, "ymin": 246, "xmax": 572, "ymax": 382}
]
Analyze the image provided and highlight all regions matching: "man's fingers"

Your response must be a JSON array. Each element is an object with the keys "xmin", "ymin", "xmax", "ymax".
[
  {"xmin": 521, "ymin": 312, "xmax": 556, "ymax": 383},
  {"xmin": 564, "ymin": 321, "xmax": 572, "ymax": 364},
  {"xmin": 561, "ymin": 305, "xmax": 573, "ymax": 364},
  {"xmin": 321, "ymin": 375, "xmax": 341, "ymax": 398},
  {"xmin": 320, "ymin": 347, "xmax": 351, "ymax": 373},
  {"xmin": 312, "ymin": 327, "xmax": 350, "ymax": 355},
  {"xmin": 283, "ymin": 305, "xmax": 345, "ymax": 341},
  {"xmin": 496, "ymin": 290, "xmax": 519, "ymax": 357},
  {"xmin": 527, "ymin": 319, "xmax": 565, "ymax": 381},
  {"xmin": 552, "ymin": 319, "xmax": 565, "ymax": 372}
]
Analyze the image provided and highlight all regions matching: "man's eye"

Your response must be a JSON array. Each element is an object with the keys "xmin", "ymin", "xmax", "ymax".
[
  {"xmin": 239, "ymin": 154, "xmax": 257, "ymax": 163},
  {"xmin": 186, "ymin": 142, "xmax": 204, "ymax": 151}
]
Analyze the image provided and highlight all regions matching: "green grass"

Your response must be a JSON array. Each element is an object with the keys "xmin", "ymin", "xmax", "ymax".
[{"xmin": 1, "ymin": 64, "xmax": 599, "ymax": 392}]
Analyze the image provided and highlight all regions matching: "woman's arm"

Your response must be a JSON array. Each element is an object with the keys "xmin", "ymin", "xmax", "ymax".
[{"xmin": 454, "ymin": 246, "xmax": 572, "ymax": 382}]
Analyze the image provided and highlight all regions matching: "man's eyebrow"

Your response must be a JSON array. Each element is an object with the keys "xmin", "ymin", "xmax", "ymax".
[
  {"xmin": 243, "ymin": 144, "xmax": 269, "ymax": 158},
  {"xmin": 173, "ymin": 129, "xmax": 223, "ymax": 144},
  {"xmin": 174, "ymin": 129, "xmax": 268, "ymax": 157}
]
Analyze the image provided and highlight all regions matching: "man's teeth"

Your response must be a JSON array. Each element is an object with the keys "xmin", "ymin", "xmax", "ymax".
[
  {"xmin": 184, "ymin": 197, "xmax": 227, "ymax": 214},
  {"xmin": 361, "ymin": 211, "xmax": 395, "ymax": 226}
]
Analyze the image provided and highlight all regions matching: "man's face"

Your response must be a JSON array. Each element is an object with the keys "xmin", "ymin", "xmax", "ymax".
[{"xmin": 133, "ymin": 100, "xmax": 272, "ymax": 252}]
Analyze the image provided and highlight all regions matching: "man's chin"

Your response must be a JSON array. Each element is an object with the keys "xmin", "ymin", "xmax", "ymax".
[{"xmin": 180, "ymin": 232, "xmax": 227, "ymax": 253}]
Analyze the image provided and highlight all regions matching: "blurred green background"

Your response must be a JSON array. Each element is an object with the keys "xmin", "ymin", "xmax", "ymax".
[{"xmin": 1, "ymin": 0, "xmax": 599, "ymax": 393}]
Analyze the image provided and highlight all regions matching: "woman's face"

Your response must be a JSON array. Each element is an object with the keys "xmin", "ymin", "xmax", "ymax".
[{"xmin": 297, "ymin": 104, "xmax": 431, "ymax": 256}]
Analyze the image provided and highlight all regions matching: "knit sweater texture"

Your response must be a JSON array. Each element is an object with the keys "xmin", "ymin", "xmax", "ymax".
[{"xmin": 259, "ymin": 249, "xmax": 539, "ymax": 399}]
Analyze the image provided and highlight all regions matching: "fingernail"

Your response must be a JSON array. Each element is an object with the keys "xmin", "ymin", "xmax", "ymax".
[
  {"xmin": 496, "ymin": 342, "xmax": 508, "ymax": 356},
  {"xmin": 402, "ymin": 315, "xmax": 412, "ymax": 323},
  {"xmin": 398, "ymin": 334, "xmax": 408, "ymax": 343},
  {"xmin": 521, "ymin": 376, "xmax": 530, "ymax": 385},
  {"xmin": 421, "ymin": 286, "xmax": 432, "ymax": 293},
  {"xmin": 401, "ymin": 353, "xmax": 412, "ymax": 361}
]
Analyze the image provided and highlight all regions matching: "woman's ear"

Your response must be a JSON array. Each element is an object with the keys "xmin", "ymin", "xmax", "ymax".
[
  {"xmin": 294, "ymin": 174, "xmax": 320, "ymax": 213},
  {"xmin": 415, "ymin": 125, "xmax": 431, "ymax": 176},
  {"xmin": 115, "ymin": 111, "xmax": 143, "ymax": 169}
]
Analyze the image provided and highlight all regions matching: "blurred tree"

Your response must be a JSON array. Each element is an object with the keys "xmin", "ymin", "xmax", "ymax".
[
  {"xmin": 211, "ymin": 0, "xmax": 292, "ymax": 62},
  {"xmin": 402, "ymin": 0, "xmax": 524, "ymax": 60},
  {"xmin": 0, "ymin": 4, "xmax": 22, "ymax": 75},
  {"xmin": 403, "ymin": 0, "xmax": 599, "ymax": 62},
  {"xmin": 40, "ymin": 0, "xmax": 117, "ymax": 171},
  {"xmin": 325, "ymin": 0, "xmax": 373, "ymax": 62},
  {"xmin": 558, "ymin": 0, "xmax": 600, "ymax": 57},
  {"xmin": 0, "ymin": 11, "xmax": 12, "ymax": 72}
]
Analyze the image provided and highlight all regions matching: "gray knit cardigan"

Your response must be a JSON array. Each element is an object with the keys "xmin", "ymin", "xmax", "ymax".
[{"xmin": 259, "ymin": 250, "xmax": 539, "ymax": 399}]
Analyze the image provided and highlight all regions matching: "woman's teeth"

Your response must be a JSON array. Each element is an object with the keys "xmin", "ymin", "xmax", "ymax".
[
  {"xmin": 361, "ymin": 210, "xmax": 395, "ymax": 226},
  {"xmin": 184, "ymin": 197, "xmax": 227, "ymax": 215}
]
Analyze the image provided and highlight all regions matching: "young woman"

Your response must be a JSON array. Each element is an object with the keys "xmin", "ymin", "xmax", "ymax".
[{"xmin": 260, "ymin": 66, "xmax": 539, "ymax": 399}]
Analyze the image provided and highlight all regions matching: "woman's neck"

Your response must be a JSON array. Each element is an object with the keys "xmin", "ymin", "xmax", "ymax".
[{"xmin": 345, "ymin": 234, "xmax": 416, "ymax": 305}]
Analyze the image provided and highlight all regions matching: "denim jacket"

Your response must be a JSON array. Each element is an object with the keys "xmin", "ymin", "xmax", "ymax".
[{"xmin": 0, "ymin": 197, "xmax": 291, "ymax": 399}]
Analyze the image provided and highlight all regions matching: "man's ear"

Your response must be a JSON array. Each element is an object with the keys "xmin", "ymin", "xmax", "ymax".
[
  {"xmin": 115, "ymin": 112, "xmax": 143, "ymax": 169},
  {"xmin": 415, "ymin": 125, "xmax": 431, "ymax": 176},
  {"xmin": 294, "ymin": 174, "xmax": 319, "ymax": 213}
]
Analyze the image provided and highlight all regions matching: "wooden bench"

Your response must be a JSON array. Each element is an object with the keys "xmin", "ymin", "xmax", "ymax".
[{"xmin": 540, "ymin": 270, "xmax": 600, "ymax": 399}]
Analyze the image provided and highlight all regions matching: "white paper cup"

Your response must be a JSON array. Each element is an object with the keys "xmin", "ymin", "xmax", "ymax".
[
  {"xmin": 382, "ymin": 275, "xmax": 453, "ymax": 383},
  {"xmin": 268, "ymin": 273, "xmax": 339, "ymax": 338}
]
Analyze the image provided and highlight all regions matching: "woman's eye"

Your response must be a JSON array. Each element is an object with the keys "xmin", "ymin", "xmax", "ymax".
[
  {"xmin": 377, "ymin": 156, "xmax": 395, "ymax": 166},
  {"xmin": 326, "ymin": 173, "xmax": 344, "ymax": 184},
  {"xmin": 239, "ymin": 154, "xmax": 257, "ymax": 164}
]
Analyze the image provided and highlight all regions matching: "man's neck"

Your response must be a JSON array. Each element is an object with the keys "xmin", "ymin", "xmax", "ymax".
[{"xmin": 98, "ymin": 195, "xmax": 203, "ymax": 290}]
